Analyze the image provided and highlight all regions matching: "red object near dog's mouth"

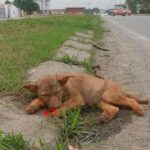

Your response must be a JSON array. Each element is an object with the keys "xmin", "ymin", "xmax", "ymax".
[
  {"xmin": 43, "ymin": 111, "xmax": 49, "ymax": 116},
  {"xmin": 43, "ymin": 108, "xmax": 57, "ymax": 117}
]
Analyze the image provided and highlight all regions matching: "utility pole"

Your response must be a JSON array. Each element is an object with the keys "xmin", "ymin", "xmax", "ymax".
[
  {"xmin": 88, "ymin": 2, "xmax": 90, "ymax": 9},
  {"xmin": 45, "ymin": 0, "xmax": 51, "ymax": 14},
  {"xmin": 126, "ymin": 0, "xmax": 129, "ymax": 9},
  {"xmin": 40, "ymin": 0, "xmax": 44, "ymax": 12}
]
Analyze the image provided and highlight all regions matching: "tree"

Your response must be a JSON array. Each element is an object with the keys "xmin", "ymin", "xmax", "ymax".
[
  {"xmin": 85, "ymin": 8, "xmax": 93, "ymax": 14},
  {"xmin": 127, "ymin": 0, "xmax": 150, "ymax": 13},
  {"xmin": 141, "ymin": 0, "xmax": 150, "ymax": 13},
  {"xmin": 92, "ymin": 7, "xmax": 100, "ymax": 15},
  {"xmin": 127, "ymin": 0, "xmax": 139, "ymax": 13},
  {"xmin": 14, "ymin": 0, "xmax": 39, "ymax": 14},
  {"xmin": 5, "ymin": 0, "xmax": 12, "ymax": 4}
]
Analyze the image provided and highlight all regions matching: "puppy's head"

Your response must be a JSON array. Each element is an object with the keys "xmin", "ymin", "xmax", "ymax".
[{"xmin": 24, "ymin": 75, "xmax": 72, "ymax": 108}]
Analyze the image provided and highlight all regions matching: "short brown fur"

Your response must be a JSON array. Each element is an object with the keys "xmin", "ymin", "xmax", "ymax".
[{"xmin": 24, "ymin": 73, "xmax": 148, "ymax": 123}]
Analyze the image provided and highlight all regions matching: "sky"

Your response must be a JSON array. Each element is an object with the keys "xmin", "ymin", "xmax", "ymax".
[
  {"xmin": 50, "ymin": 0, "xmax": 115, "ymax": 9},
  {"xmin": 0, "ymin": 0, "xmax": 126, "ymax": 9}
]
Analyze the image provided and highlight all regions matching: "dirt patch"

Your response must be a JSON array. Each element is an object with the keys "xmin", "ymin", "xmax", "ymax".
[
  {"xmin": 81, "ymin": 108, "xmax": 132, "ymax": 142},
  {"xmin": 68, "ymin": 106, "xmax": 132, "ymax": 149}
]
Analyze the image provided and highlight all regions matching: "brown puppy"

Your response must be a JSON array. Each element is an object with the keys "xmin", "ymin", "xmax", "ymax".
[{"xmin": 24, "ymin": 73, "xmax": 148, "ymax": 123}]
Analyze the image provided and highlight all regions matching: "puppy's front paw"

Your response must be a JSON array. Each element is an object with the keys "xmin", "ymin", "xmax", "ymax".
[{"xmin": 25, "ymin": 105, "xmax": 37, "ymax": 114}]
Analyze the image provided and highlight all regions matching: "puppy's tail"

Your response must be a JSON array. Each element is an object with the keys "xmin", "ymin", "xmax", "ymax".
[{"xmin": 125, "ymin": 93, "xmax": 149, "ymax": 104}]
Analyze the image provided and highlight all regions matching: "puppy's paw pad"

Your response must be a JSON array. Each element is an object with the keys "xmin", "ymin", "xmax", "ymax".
[
  {"xmin": 25, "ymin": 106, "xmax": 37, "ymax": 114},
  {"xmin": 136, "ymin": 108, "xmax": 144, "ymax": 116},
  {"xmin": 96, "ymin": 116, "xmax": 109, "ymax": 124}
]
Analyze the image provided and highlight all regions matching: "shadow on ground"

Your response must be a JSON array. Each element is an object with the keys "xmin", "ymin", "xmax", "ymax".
[{"xmin": 70, "ymin": 106, "xmax": 133, "ymax": 148}]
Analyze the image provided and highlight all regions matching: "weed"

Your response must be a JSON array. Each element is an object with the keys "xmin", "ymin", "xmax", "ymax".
[
  {"xmin": 0, "ymin": 129, "xmax": 31, "ymax": 150},
  {"xmin": 82, "ymin": 60, "xmax": 93, "ymax": 74},
  {"xmin": 58, "ymin": 54, "xmax": 94, "ymax": 75},
  {"xmin": 39, "ymin": 138, "xmax": 51, "ymax": 150},
  {"xmin": 56, "ymin": 140, "xmax": 65, "ymax": 150},
  {"xmin": 57, "ymin": 109, "xmax": 84, "ymax": 149},
  {"xmin": 61, "ymin": 109, "xmax": 82, "ymax": 139},
  {"xmin": 59, "ymin": 54, "xmax": 80, "ymax": 65}
]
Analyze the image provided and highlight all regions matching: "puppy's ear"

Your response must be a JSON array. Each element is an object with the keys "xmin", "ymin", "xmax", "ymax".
[
  {"xmin": 23, "ymin": 83, "xmax": 38, "ymax": 93},
  {"xmin": 57, "ymin": 75, "xmax": 73, "ymax": 86}
]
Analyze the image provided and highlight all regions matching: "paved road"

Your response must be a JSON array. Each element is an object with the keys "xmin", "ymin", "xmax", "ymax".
[{"xmin": 104, "ymin": 15, "xmax": 150, "ymax": 39}]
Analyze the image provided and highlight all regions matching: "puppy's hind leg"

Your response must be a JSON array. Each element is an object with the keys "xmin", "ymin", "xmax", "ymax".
[
  {"xmin": 97, "ymin": 100, "xmax": 119, "ymax": 124},
  {"xmin": 121, "ymin": 97, "xmax": 144, "ymax": 116},
  {"xmin": 125, "ymin": 93, "xmax": 149, "ymax": 104},
  {"xmin": 103, "ymin": 92, "xmax": 144, "ymax": 116}
]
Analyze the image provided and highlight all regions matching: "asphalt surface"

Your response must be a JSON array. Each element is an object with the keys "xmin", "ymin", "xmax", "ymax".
[{"xmin": 104, "ymin": 15, "xmax": 150, "ymax": 39}]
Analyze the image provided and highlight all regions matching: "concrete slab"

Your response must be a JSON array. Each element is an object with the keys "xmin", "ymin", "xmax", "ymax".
[
  {"xmin": 75, "ymin": 32, "xmax": 93, "ymax": 39},
  {"xmin": 0, "ymin": 96, "xmax": 57, "ymax": 149},
  {"xmin": 69, "ymin": 36, "xmax": 91, "ymax": 44},
  {"xmin": 27, "ymin": 61, "xmax": 85, "ymax": 82},
  {"xmin": 85, "ymin": 30, "xmax": 94, "ymax": 35},
  {"xmin": 54, "ymin": 46, "xmax": 91, "ymax": 62},
  {"xmin": 63, "ymin": 40, "xmax": 93, "ymax": 51}
]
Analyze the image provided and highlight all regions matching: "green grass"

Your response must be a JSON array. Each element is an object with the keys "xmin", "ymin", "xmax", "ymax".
[
  {"xmin": 0, "ymin": 15, "xmax": 103, "ymax": 93},
  {"xmin": 0, "ymin": 129, "xmax": 31, "ymax": 150},
  {"xmin": 57, "ymin": 109, "xmax": 84, "ymax": 149},
  {"xmin": 39, "ymin": 137, "xmax": 51, "ymax": 150},
  {"xmin": 58, "ymin": 54, "xmax": 94, "ymax": 75}
]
